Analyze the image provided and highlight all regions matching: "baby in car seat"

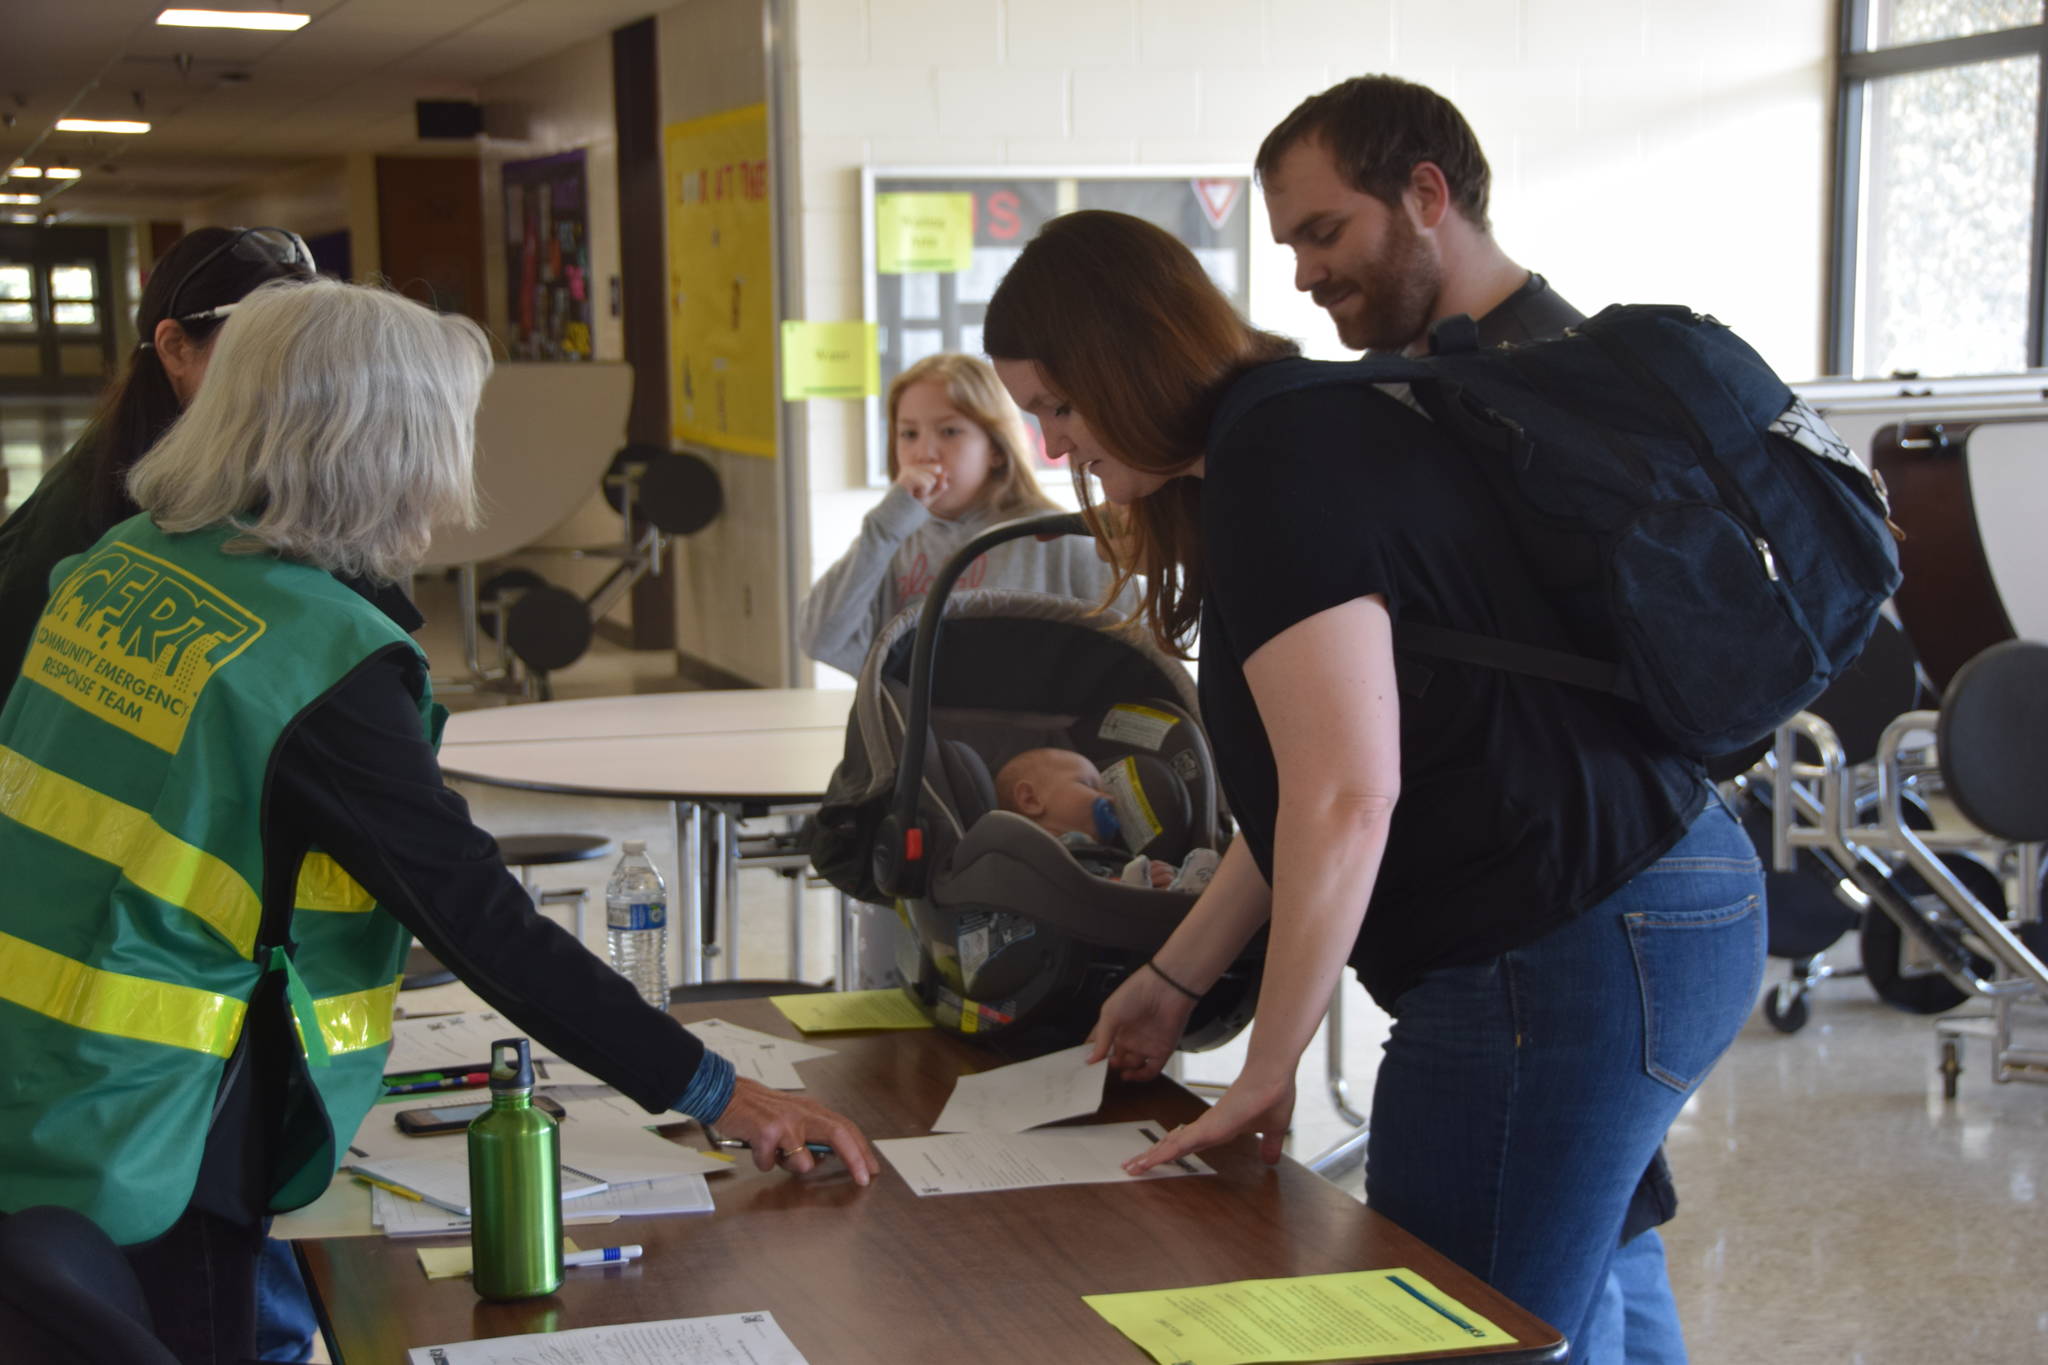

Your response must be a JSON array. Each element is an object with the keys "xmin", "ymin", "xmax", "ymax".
[{"xmin": 993, "ymin": 747, "xmax": 1219, "ymax": 893}]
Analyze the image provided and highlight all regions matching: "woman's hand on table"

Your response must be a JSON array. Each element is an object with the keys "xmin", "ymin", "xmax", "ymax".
[
  {"xmin": 1122, "ymin": 1072, "xmax": 1296, "ymax": 1175},
  {"xmin": 711, "ymin": 1077, "xmax": 881, "ymax": 1186},
  {"xmin": 1086, "ymin": 963, "xmax": 1197, "ymax": 1083}
]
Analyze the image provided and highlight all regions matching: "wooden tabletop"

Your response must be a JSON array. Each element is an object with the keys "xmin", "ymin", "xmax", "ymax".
[
  {"xmin": 301, "ymin": 998, "xmax": 1564, "ymax": 1365},
  {"xmin": 442, "ymin": 689, "xmax": 854, "ymax": 746}
]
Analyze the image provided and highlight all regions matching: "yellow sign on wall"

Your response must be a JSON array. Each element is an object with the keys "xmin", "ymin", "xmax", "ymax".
[
  {"xmin": 665, "ymin": 104, "xmax": 775, "ymax": 457},
  {"xmin": 876, "ymin": 192, "xmax": 973, "ymax": 274},
  {"xmin": 779, "ymin": 321, "xmax": 880, "ymax": 400}
]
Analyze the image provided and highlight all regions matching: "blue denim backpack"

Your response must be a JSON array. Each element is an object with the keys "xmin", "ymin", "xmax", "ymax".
[{"xmin": 1209, "ymin": 304, "xmax": 1904, "ymax": 758}]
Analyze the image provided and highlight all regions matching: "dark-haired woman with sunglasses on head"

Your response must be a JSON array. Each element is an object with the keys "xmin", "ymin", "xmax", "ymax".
[{"xmin": 0, "ymin": 226, "xmax": 316, "ymax": 708}]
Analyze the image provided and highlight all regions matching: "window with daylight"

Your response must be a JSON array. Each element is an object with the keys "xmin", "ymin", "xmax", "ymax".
[{"xmin": 1831, "ymin": 2, "xmax": 2048, "ymax": 376}]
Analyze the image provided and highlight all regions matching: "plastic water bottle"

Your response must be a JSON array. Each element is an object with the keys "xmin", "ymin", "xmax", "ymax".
[
  {"xmin": 469, "ymin": 1037, "xmax": 562, "ymax": 1301},
  {"xmin": 606, "ymin": 840, "xmax": 670, "ymax": 1009}
]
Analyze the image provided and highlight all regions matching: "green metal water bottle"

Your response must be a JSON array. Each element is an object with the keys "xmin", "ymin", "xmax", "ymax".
[{"xmin": 468, "ymin": 1037, "xmax": 562, "ymax": 1300}]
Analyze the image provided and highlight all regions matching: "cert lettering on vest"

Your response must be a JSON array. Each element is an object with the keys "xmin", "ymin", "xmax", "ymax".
[{"xmin": 26, "ymin": 539, "xmax": 265, "ymax": 752}]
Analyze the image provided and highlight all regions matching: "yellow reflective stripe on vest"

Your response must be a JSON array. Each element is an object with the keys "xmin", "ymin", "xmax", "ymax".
[
  {"xmin": 294, "ymin": 853, "xmax": 375, "ymax": 913},
  {"xmin": 0, "ymin": 745, "xmax": 261, "ymax": 958},
  {"xmin": 0, "ymin": 930, "xmax": 245, "ymax": 1057},
  {"xmin": 303, "ymin": 976, "xmax": 399, "ymax": 1057}
]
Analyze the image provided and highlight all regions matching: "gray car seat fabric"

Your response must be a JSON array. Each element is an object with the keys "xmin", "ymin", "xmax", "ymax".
[{"xmin": 941, "ymin": 740, "xmax": 998, "ymax": 827}]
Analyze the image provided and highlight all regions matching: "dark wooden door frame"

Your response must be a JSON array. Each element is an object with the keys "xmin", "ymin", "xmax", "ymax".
[{"xmin": 613, "ymin": 15, "xmax": 677, "ymax": 651}]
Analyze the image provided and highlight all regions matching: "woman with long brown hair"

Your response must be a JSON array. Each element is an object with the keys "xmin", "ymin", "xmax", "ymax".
[{"xmin": 984, "ymin": 209, "xmax": 1761, "ymax": 1361}]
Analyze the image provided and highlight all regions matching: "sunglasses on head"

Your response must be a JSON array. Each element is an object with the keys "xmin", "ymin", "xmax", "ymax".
[{"xmin": 163, "ymin": 226, "xmax": 317, "ymax": 326}]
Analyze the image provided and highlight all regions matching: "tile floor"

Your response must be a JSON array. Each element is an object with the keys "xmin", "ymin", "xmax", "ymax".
[{"xmin": 7, "ymin": 397, "xmax": 2045, "ymax": 1362}]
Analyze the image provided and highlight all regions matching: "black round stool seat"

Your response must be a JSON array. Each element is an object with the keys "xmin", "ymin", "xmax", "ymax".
[{"xmin": 497, "ymin": 833, "xmax": 615, "ymax": 866}]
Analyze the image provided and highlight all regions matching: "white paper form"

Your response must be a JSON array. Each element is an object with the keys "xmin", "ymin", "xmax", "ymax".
[
  {"xmin": 406, "ymin": 1310, "xmax": 810, "ymax": 1364},
  {"xmin": 374, "ymin": 1174, "xmax": 713, "ymax": 1236},
  {"xmin": 877, "ymin": 1121, "xmax": 1212, "ymax": 1197},
  {"xmin": 348, "ymin": 1151, "xmax": 609, "ymax": 1215},
  {"xmin": 930, "ymin": 1044, "xmax": 1105, "ymax": 1134},
  {"xmin": 384, "ymin": 1012, "xmax": 516, "ymax": 1077},
  {"xmin": 560, "ymin": 1122, "xmax": 730, "ymax": 1183},
  {"xmin": 385, "ymin": 1011, "xmax": 607, "ymax": 1087},
  {"xmin": 683, "ymin": 1018, "xmax": 835, "ymax": 1091}
]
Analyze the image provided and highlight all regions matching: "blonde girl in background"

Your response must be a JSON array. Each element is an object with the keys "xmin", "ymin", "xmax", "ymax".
[{"xmin": 798, "ymin": 352, "xmax": 1135, "ymax": 675}]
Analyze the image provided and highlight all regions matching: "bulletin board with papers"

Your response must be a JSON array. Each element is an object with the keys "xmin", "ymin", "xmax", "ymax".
[{"xmin": 860, "ymin": 166, "xmax": 1254, "ymax": 484}]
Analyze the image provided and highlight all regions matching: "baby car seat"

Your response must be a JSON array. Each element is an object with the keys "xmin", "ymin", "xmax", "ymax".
[{"xmin": 812, "ymin": 513, "xmax": 1260, "ymax": 1054}]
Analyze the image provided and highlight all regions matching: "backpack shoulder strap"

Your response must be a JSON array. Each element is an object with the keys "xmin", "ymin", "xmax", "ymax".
[{"xmin": 1208, "ymin": 353, "xmax": 1431, "ymax": 449}]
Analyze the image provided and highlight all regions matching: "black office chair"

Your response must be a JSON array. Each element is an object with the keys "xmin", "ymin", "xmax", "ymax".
[
  {"xmin": 1935, "ymin": 640, "xmax": 2048, "ymax": 846},
  {"xmin": 0, "ymin": 1206, "xmax": 180, "ymax": 1365}
]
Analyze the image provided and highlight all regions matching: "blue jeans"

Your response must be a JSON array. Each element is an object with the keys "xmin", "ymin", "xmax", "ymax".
[
  {"xmin": 1364, "ymin": 793, "xmax": 1762, "ymax": 1364},
  {"xmin": 255, "ymin": 1230, "xmax": 317, "ymax": 1362}
]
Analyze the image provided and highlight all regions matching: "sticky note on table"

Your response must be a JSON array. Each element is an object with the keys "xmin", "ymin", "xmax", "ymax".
[
  {"xmin": 418, "ymin": 1238, "xmax": 581, "ymax": 1280},
  {"xmin": 770, "ymin": 989, "xmax": 932, "ymax": 1033},
  {"xmin": 1083, "ymin": 1268, "xmax": 1515, "ymax": 1365}
]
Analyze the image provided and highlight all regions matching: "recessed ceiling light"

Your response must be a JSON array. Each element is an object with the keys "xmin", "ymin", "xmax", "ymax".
[
  {"xmin": 54, "ymin": 119, "xmax": 152, "ymax": 134},
  {"xmin": 156, "ymin": 8, "xmax": 311, "ymax": 30},
  {"xmin": 0, "ymin": 193, "xmax": 42, "ymax": 204},
  {"xmin": 8, "ymin": 167, "xmax": 42, "ymax": 177},
  {"xmin": 44, "ymin": 168, "xmax": 81, "ymax": 179}
]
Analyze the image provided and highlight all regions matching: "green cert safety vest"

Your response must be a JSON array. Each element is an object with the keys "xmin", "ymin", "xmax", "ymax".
[{"xmin": 0, "ymin": 515, "xmax": 441, "ymax": 1244}]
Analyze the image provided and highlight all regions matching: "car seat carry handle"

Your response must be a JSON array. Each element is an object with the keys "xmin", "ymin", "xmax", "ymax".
[{"xmin": 874, "ymin": 511, "xmax": 1092, "ymax": 899}]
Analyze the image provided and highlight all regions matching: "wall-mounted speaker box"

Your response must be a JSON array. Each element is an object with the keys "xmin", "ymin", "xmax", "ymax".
[{"xmin": 416, "ymin": 100, "xmax": 483, "ymax": 139}]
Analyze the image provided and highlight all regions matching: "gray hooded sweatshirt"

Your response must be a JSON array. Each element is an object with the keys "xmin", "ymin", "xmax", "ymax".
[{"xmin": 798, "ymin": 484, "xmax": 1136, "ymax": 675}]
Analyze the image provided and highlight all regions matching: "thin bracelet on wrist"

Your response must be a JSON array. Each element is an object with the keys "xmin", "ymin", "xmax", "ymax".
[{"xmin": 1144, "ymin": 957, "xmax": 1203, "ymax": 1001}]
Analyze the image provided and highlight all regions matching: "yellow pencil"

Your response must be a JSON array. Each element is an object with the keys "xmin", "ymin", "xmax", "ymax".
[{"xmin": 351, "ymin": 1172, "xmax": 425, "ymax": 1203}]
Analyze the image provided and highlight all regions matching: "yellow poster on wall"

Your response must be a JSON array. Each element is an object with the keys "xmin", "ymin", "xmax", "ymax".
[{"xmin": 665, "ymin": 103, "xmax": 775, "ymax": 457}]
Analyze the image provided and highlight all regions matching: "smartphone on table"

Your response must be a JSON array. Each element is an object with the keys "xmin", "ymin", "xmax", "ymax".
[{"xmin": 395, "ymin": 1094, "xmax": 566, "ymax": 1136}]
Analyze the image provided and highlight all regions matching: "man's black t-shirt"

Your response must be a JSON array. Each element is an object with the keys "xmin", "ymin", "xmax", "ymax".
[{"xmin": 1196, "ymin": 373, "xmax": 1703, "ymax": 1011}]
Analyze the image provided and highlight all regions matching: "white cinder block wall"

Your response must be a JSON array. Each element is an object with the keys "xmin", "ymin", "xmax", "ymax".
[{"xmin": 788, "ymin": 0, "xmax": 1836, "ymax": 682}]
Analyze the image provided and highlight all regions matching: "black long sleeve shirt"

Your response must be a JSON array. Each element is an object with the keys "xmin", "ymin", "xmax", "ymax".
[{"xmin": 190, "ymin": 580, "xmax": 710, "ymax": 1224}]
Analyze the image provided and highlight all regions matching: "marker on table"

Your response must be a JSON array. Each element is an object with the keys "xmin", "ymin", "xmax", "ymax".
[
  {"xmin": 564, "ymin": 1245, "xmax": 643, "ymax": 1268},
  {"xmin": 1387, "ymin": 1273, "xmax": 1483, "ymax": 1337},
  {"xmin": 385, "ymin": 1072, "xmax": 491, "ymax": 1095},
  {"xmin": 383, "ymin": 1066, "xmax": 491, "ymax": 1085}
]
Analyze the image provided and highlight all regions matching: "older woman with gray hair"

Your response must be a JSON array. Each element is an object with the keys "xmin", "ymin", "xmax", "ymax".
[{"xmin": 0, "ymin": 279, "xmax": 877, "ymax": 1365}]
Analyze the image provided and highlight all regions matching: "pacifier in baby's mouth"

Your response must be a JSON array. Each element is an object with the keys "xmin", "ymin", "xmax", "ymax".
[{"xmin": 1091, "ymin": 796, "xmax": 1123, "ymax": 845}]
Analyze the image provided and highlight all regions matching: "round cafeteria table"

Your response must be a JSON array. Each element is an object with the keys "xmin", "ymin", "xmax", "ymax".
[{"xmin": 439, "ymin": 689, "xmax": 853, "ymax": 985}]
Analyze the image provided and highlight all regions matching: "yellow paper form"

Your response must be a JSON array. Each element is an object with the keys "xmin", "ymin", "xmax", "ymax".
[
  {"xmin": 770, "ymin": 988, "xmax": 933, "ymax": 1033},
  {"xmin": 779, "ymin": 320, "xmax": 881, "ymax": 400},
  {"xmin": 1084, "ymin": 1268, "xmax": 1516, "ymax": 1365},
  {"xmin": 876, "ymin": 192, "xmax": 974, "ymax": 273}
]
